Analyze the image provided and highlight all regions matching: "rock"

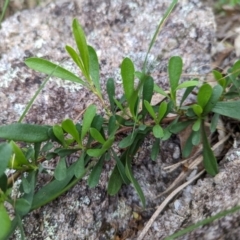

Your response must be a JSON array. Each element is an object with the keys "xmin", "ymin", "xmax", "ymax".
[{"xmin": 1, "ymin": 0, "xmax": 234, "ymax": 239}]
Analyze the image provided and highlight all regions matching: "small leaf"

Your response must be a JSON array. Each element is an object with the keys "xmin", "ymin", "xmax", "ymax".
[
  {"xmin": 87, "ymin": 156, "xmax": 105, "ymax": 188},
  {"xmin": 192, "ymin": 129, "xmax": 201, "ymax": 145},
  {"xmin": 212, "ymin": 100, "xmax": 240, "ymax": 120},
  {"xmin": 90, "ymin": 128, "xmax": 105, "ymax": 144},
  {"xmin": 192, "ymin": 104, "xmax": 203, "ymax": 117},
  {"xmin": 53, "ymin": 125, "xmax": 65, "ymax": 146},
  {"xmin": 81, "ymin": 105, "xmax": 96, "ymax": 141},
  {"xmin": 168, "ymin": 56, "xmax": 183, "ymax": 94},
  {"xmin": 154, "ymin": 83, "xmax": 168, "ymax": 97},
  {"xmin": 203, "ymin": 85, "xmax": 223, "ymax": 114},
  {"xmin": 210, "ymin": 113, "xmax": 220, "ymax": 133},
  {"xmin": 153, "ymin": 125, "xmax": 164, "ymax": 139},
  {"xmin": 22, "ymin": 177, "xmax": 31, "ymax": 194},
  {"xmin": 201, "ymin": 122, "xmax": 218, "ymax": 176},
  {"xmin": 121, "ymin": 57, "xmax": 134, "ymax": 102},
  {"xmin": 182, "ymin": 131, "xmax": 195, "ymax": 158},
  {"xmin": 170, "ymin": 120, "xmax": 193, "ymax": 134},
  {"xmin": 0, "ymin": 203, "xmax": 11, "ymax": 240},
  {"xmin": 107, "ymin": 166, "xmax": 123, "ymax": 195},
  {"xmin": 142, "ymin": 76, "xmax": 154, "ymax": 117},
  {"xmin": 9, "ymin": 141, "xmax": 29, "ymax": 168},
  {"xmin": 108, "ymin": 116, "xmax": 117, "ymax": 136},
  {"xmin": 74, "ymin": 154, "xmax": 85, "ymax": 178},
  {"xmin": 0, "ymin": 174, "xmax": 7, "ymax": 192},
  {"xmin": 54, "ymin": 158, "xmax": 67, "ymax": 181},
  {"xmin": 151, "ymin": 138, "xmax": 160, "ymax": 161},
  {"xmin": 65, "ymin": 45, "xmax": 86, "ymax": 77},
  {"xmin": 88, "ymin": 45, "xmax": 101, "ymax": 94},
  {"xmin": 192, "ymin": 118, "xmax": 201, "ymax": 132},
  {"xmin": 125, "ymin": 156, "xmax": 146, "ymax": 208},
  {"xmin": 180, "ymin": 85, "xmax": 196, "ymax": 107},
  {"xmin": 157, "ymin": 101, "xmax": 167, "ymax": 123},
  {"xmin": 197, "ymin": 84, "xmax": 212, "ymax": 108},
  {"xmin": 119, "ymin": 131, "xmax": 137, "ymax": 148},
  {"xmin": 144, "ymin": 100, "xmax": 156, "ymax": 121},
  {"xmin": 0, "ymin": 123, "xmax": 50, "ymax": 143},
  {"xmin": 106, "ymin": 78, "xmax": 116, "ymax": 113},
  {"xmin": 72, "ymin": 18, "xmax": 90, "ymax": 76},
  {"xmin": 25, "ymin": 57, "xmax": 85, "ymax": 85},
  {"xmin": 176, "ymin": 80, "xmax": 199, "ymax": 90},
  {"xmin": 62, "ymin": 119, "xmax": 80, "ymax": 145},
  {"xmin": 0, "ymin": 143, "xmax": 12, "ymax": 176},
  {"xmin": 15, "ymin": 198, "xmax": 31, "ymax": 217},
  {"xmin": 87, "ymin": 148, "xmax": 104, "ymax": 157}
]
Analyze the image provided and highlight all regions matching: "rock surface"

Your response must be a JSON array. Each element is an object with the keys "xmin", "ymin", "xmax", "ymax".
[{"xmin": 2, "ymin": 0, "xmax": 240, "ymax": 239}]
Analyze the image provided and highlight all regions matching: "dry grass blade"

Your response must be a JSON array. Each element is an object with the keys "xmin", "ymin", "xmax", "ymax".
[{"xmin": 138, "ymin": 170, "xmax": 205, "ymax": 240}]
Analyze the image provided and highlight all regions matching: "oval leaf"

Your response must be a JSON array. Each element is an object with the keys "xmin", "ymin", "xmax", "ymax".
[
  {"xmin": 54, "ymin": 158, "xmax": 67, "ymax": 181},
  {"xmin": 0, "ymin": 143, "xmax": 12, "ymax": 176},
  {"xmin": 0, "ymin": 123, "xmax": 50, "ymax": 143}
]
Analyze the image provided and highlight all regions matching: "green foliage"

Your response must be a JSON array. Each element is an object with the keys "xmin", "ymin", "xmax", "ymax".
[{"xmin": 1, "ymin": 2, "xmax": 240, "ymax": 238}]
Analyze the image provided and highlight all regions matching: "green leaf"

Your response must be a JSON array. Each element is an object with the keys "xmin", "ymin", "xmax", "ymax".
[
  {"xmin": 111, "ymin": 150, "xmax": 130, "ymax": 184},
  {"xmin": 108, "ymin": 116, "xmax": 117, "ymax": 136},
  {"xmin": 192, "ymin": 104, "xmax": 203, "ymax": 117},
  {"xmin": 170, "ymin": 120, "xmax": 193, "ymax": 134},
  {"xmin": 90, "ymin": 128, "xmax": 105, "ymax": 144},
  {"xmin": 168, "ymin": 56, "xmax": 183, "ymax": 94},
  {"xmin": 54, "ymin": 148, "xmax": 78, "ymax": 157},
  {"xmin": 212, "ymin": 70, "xmax": 223, "ymax": 81},
  {"xmin": 88, "ymin": 45, "xmax": 101, "ymax": 94},
  {"xmin": 203, "ymin": 85, "xmax": 223, "ymax": 114},
  {"xmin": 0, "ymin": 203, "xmax": 11, "ymax": 240},
  {"xmin": 81, "ymin": 105, "xmax": 96, "ymax": 141},
  {"xmin": 212, "ymin": 100, "xmax": 240, "ymax": 120},
  {"xmin": 25, "ymin": 57, "xmax": 85, "ymax": 85},
  {"xmin": 119, "ymin": 131, "xmax": 138, "ymax": 148},
  {"xmin": 176, "ymin": 80, "xmax": 199, "ymax": 90},
  {"xmin": 144, "ymin": 100, "xmax": 156, "ymax": 121},
  {"xmin": 0, "ymin": 174, "xmax": 7, "ymax": 192},
  {"xmin": 0, "ymin": 123, "xmax": 50, "ymax": 143},
  {"xmin": 0, "ymin": 143, "xmax": 12, "ymax": 176},
  {"xmin": 231, "ymin": 59, "xmax": 240, "ymax": 78},
  {"xmin": 201, "ymin": 122, "xmax": 218, "ymax": 176},
  {"xmin": 54, "ymin": 158, "xmax": 67, "ymax": 181},
  {"xmin": 74, "ymin": 154, "xmax": 85, "ymax": 178},
  {"xmin": 31, "ymin": 163, "xmax": 76, "ymax": 210},
  {"xmin": 87, "ymin": 148, "xmax": 104, "ymax": 157},
  {"xmin": 9, "ymin": 141, "xmax": 29, "ymax": 168},
  {"xmin": 15, "ymin": 198, "xmax": 31, "ymax": 217},
  {"xmin": 61, "ymin": 119, "xmax": 80, "ymax": 145},
  {"xmin": 153, "ymin": 125, "xmax": 164, "ymax": 139},
  {"xmin": 192, "ymin": 118, "xmax": 201, "ymax": 132},
  {"xmin": 65, "ymin": 45, "xmax": 87, "ymax": 77},
  {"xmin": 121, "ymin": 57, "xmax": 135, "ymax": 102},
  {"xmin": 192, "ymin": 129, "xmax": 201, "ymax": 145},
  {"xmin": 210, "ymin": 113, "xmax": 220, "ymax": 133},
  {"xmin": 107, "ymin": 166, "xmax": 123, "ymax": 195},
  {"xmin": 72, "ymin": 18, "xmax": 90, "ymax": 76},
  {"xmin": 180, "ymin": 85, "xmax": 196, "ymax": 107},
  {"xmin": 151, "ymin": 138, "xmax": 160, "ymax": 161},
  {"xmin": 53, "ymin": 125, "xmax": 65, "ymax": 147},
  {"xmin": 87, "ymin": 155, "xmax": 105, "ymax": 188},
  {"xmin": 21, "ymin": 177, "xmax": 31, "ymax": 194},
  {"xmin": 154, "ymin": 83, "xmax": 168, "ymax": 97},
  {"xmin": 106, "ymin": 78, "xmax": 116, "ymax": 113},
  {"xmin": 157, "ymin": 101, "xmax": 167, "ymax": 124},
  {"xmin": 182, "ymin": 131, "xmax": 195, "ymax": 158},
  {"xmin": 125, "ymin": 156, "xmax": 146, "ymax": 208},
  {"xmin": 142, "ymin": 76, "xmax": 154, "ymax": 117},
  {"xmin": 197, "ymin": 84, "xmax": 212, "ymax": 108}
]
